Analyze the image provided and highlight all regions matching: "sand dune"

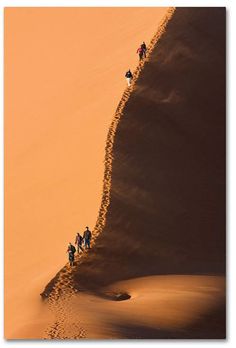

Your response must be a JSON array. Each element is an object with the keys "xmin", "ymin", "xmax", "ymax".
[
  {"xmin": 6, "ymin": 6, "xmax": 226, "ymax": 339},
  {"xmin": 72, "ymin": 7, "xmax": 226, "ymax": 289},
  {"xmin": 41, "ymin": 7, "xmax": 226, "ymax": 339},
  {"xmin": 4, "ymin": 7, "xmax": 169, "ymax": 338}
]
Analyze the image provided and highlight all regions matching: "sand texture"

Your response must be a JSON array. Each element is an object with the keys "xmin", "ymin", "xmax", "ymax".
[
  {"xmin": 41, "ymin": 8, "xmax": 225, "ymax": 340},
  {"xmin": 4, "ymin": 7, "xmax": 168, "ymax": 338},
  {"xmin": 5, "ymin": 7, "xmax": 226, "ymax": 339}
]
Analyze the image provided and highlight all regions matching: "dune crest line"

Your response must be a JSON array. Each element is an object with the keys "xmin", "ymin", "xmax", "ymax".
[
  {"xmin": 92, "ymin": 6, "xmax": 176, "ymax": 242},
  {"xmin": 42, "ymin": 7, "xmax": 175, "ymax": 339},
  {"xmin": 41, "ymin": 6, "xmax": 176, "ymax": 302}
]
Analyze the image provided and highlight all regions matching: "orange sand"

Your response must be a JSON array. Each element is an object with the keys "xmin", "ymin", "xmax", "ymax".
[
  {"xmin": 45, "ymin": 275, "xmax": 225, "ymax": 339},
  {"xmin": 4, "ymin": 7, "xmax": 168, "ymax": 338},
  {"xmin": 40, "ymin": 7, "xmax": 225, "ymax": 339}
]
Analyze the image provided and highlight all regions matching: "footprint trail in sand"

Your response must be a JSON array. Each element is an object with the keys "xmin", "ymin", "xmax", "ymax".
[
  {"xmin": 44, "ymin": 259, "xmax": 86, "ymax": 339},
  {"xmin": 92, "ymin": 7, "xmax": 176, "ymax": 242},
  {"xmin": 43, "ymin": 7, "xmax": 176, "ymax": 339}
]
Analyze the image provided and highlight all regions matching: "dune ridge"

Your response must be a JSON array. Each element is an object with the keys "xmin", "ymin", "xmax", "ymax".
[
  {"xmin": 41, "ymin": 8, "xmax": 176, "ymax": 339},
  {"xmin": 73, "ymin": 7, "xmax": 226, "ymax": 287},
  {"xmin": 5, "ymin": 8, "xmax": 171, "ymax": 339},
  {"xmin": 41, "ymin": 6, "xmax": 176, "ymax": 301},
  {"xmin": 42, "ymin": 7, "xmax": 226, "ymax": 339},
  {"xmin": 92, "ymin": 7, "xmax": 176, "ymax": 243}
]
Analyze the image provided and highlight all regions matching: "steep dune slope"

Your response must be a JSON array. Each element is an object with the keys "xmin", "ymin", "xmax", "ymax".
[
  {"xmin": 42, "ymin": 8, "xmax": 226, "ymax": 339},
  {"xmin": 5, "ymin": 7, "xmax": 169, "ymax": 338},
  {"xmin": 74, "ymin": 7, "xmax": 226, "ymax": 289}
]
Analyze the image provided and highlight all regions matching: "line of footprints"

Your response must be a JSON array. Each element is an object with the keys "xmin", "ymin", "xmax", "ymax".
[{"xmin": 43, "ymin": 7, "xmax": 176, "ymax": 340}]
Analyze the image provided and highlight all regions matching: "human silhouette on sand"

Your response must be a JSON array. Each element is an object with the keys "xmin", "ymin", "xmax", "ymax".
[
  {"xmin": 67, "ymin": 243, "xmax": 76, "ymax": 266},
  {"xmin": 83, "ymin": 226, "xmax": 92, "ymax": 249},
  {"xmin": 125, "ymin": 69, "xmax": 133, "ymax": 86}
]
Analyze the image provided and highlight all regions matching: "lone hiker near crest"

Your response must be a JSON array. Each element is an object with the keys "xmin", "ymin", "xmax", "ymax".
[
  {"xmin": 67, "ymin": 242, "xmax": 76, "ymax": 266},
  {"xmin": 141, "ymin": 41, "xmax": 147, "ymax": 58},
  {"xmin": 75, "ymin": 232, "xmax": 84, "ymax": 253},
  {"xmin": 125, "ymin": 69, "xmax": 133, "ymax": 87},
  {"xmin": 83, "ymin": 226, "xmax": 92, "ymax": 249}
]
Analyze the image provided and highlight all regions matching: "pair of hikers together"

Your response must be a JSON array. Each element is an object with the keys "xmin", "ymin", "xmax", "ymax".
[
  {"xmin": 67, "ymin": 226, "xmax": 92, "ymax": 266},
  {"xmin": 125, "ymin": 41, "xmax": 147, "ymax": 87}
]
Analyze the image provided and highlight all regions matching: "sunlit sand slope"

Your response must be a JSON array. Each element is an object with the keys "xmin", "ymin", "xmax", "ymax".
[
  {"xmin": 43, "ymin": 8, "xmax": 226, "ymax": 339},
  {"xmin": 5, "ymin": 7, "xmax": 170, "ymax": 338}
]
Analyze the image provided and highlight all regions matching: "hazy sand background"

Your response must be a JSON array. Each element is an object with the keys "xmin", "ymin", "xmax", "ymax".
[{"xmin": 4, "ymin": 7, "xmax": 168, "ymax": 338}]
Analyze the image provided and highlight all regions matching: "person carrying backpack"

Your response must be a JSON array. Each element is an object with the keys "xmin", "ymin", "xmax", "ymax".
[
  {"xmin": 125, "ymin": 69, "xmax": 133, "ymax": 87},
  {"xmin": 75, "ymin": 232, "xmax": 84, "ymax": 253},
  {"xmin": 67, "ymin": 242, "xmax": 76, "ymax": 266},
  {"xmin": 83, "ymin": 226, "xmax": 92, "ymax": 249}
]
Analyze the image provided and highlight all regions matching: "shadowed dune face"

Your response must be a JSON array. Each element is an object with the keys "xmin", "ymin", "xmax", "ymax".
[
  {"xmin": 63, "ymin": 275, "xmax": 225, "ymax": 339},
  {"xmin": 75, "ymin": 8, "xmax": 226, "ymax": 289}
]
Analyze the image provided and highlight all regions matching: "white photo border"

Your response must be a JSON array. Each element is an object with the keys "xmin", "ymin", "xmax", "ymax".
[{"xmin": 0, "ymin": 1, "xmax": 234, "ymax": 347}]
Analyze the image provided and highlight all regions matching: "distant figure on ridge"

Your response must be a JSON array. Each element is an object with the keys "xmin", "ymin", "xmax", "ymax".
[
  {"xmin": 125, "ymin": 69, "xmax": 133, "ymax": 87},
  {"xmin": 141, "ymin": 41, "xmax": 147, "ymax": 58},
  {"xmin": 137, "ymin": 46, "xmax": 144, "ymax": 61},
  {"xmin": 83, "ymin": 226, "xmax": 92, "ymax": 249},
  {"xmin": 75, "ymin": 232, "xmax": 84, "ymax": 253},
  {"xmin": 67, "ymin": 242, "xmax": 76, "ymax": 266}
]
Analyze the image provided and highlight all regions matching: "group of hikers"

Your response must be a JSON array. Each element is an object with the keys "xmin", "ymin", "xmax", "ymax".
[
  {"xmin": 67, "ymin": 226, "xmax": 92, "ymax": 266},
  {"xmin": 125, "ymin": 41, "xmax": 147, "ymax": 87},
  {"xmin": 66, "ymin": 41, "xmax": 147, "ymax": 267}
]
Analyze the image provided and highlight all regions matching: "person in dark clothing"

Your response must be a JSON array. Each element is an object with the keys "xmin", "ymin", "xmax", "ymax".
[
  {"xmin": 137, "ymin": 46, "xmax": 144, "ymax": 61},
  {"xmin": 67, "ymin": 243, "xmax": 76, "ymax": 266},
  {"xmin": 141, "ymin": 41, "xmax": 147, "ymax": 58},
  {"xmin": 83, "ymin": 226, "xmax": 92, "ymax": 249},
  {"xmin": 75, "ymin": 232, "xmax": 84, "ymax": 253},
  {"xmin": 125, "ymin": 69, "xmax": 133, "ymax": 86}
]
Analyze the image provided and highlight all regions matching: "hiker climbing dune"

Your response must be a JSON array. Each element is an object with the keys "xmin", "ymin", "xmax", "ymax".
[
  {"xmin": 83, "ymin": 226, "xmax": 92, "ymax": 249},
  {"xmin": 125, "ymin": 69, "xmax": 133, "ymax": 87},
  {"xmin": 67, "ymin": 243, "xmax": 76, "ymax": 267},
  {"xmin": 141, "ymin": 41, "xmax": 147, "ymax": 57},
  {"xmin": 75, "ymin": 232, "xmax": 84, "ymax": 253}
]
